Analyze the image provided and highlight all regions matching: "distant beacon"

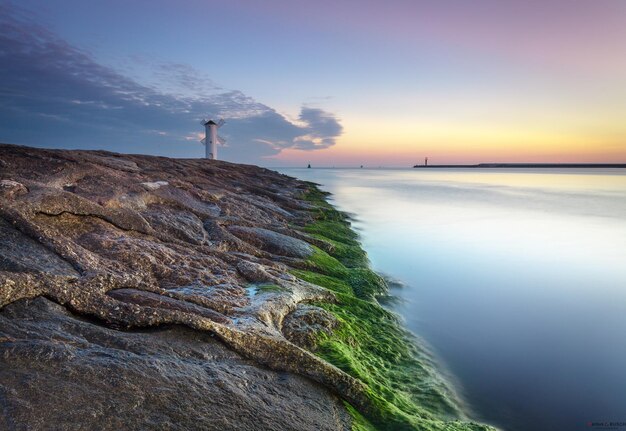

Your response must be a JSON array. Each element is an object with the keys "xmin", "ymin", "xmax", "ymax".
[{"xmin": 200, "ymin": 118, "xmax": 226, "ymax": 160}]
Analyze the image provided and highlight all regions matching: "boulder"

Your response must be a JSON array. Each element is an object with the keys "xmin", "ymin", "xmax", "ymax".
[
  {"xmin": 0, "ymin": 179, "xmax": 28, "ymax": 199},
  {"xmin": 228, "ymin": 226, "xmax": 313, "ymax": 258},
  {"xmin": 236, "ymin": 260, "xmax": 274, "ymax": 283},
  {"xmin": 282, "ymin": 304, "xmax": 338, "ymax": 350}
]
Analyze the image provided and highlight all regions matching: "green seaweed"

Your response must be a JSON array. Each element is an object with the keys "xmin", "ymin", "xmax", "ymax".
[
  {"xmin": 300, "ymin": 183, "xmax": 333, "ymax": 205},
  {"xmin": 307, "ymin": 232, "xmax": 368, "ymax": 268},
  {"xmin": 313, "ymin": 293, "xmax": 469, "ymax": 430},
  {"xmin": 300, "ymin": 185, "xmax": 348, "ymax": 222},
  {"xmin": 292, "ymin": 186, "xmax": 494, "ymax": 431},
  {"xmin": 306, "ymin": 246, "xmax": 349, "ymax": 278},
  {"xmin": 302, "ymin": 246, "xmax": 386, "ymax": 300},
  {"xmin": 344, "ymin": 401, "xmax": 378, "ymax": 431},
  {"xmin": 289, "ymin": 269, "xmax": 353, "ymax": 296},
  {"xmin": 346, "ymin": 268, "xmax": 387, "ymax": 299},
  {"xmin": 303, "ymin": 219, "xmax": 359, "ymax": 245}
]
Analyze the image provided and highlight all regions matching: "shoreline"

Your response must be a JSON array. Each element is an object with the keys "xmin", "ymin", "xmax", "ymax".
[
  {"xmin": 0, "ymin": 144, "xmax": 493, "ymax": 430},
  {"xmin": 292, "ymin": 185, "xmax": 494, "ymax": 430}
]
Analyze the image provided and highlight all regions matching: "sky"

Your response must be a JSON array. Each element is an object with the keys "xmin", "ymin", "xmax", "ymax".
[{"xmin": 1, "ymin": 0, "xmax": 625, "ymax": 166}]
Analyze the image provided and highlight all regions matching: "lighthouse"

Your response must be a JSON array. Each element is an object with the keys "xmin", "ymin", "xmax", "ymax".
[{"xmin": 200, "ymin": 118, "xmax": 226, "ymax": 160}]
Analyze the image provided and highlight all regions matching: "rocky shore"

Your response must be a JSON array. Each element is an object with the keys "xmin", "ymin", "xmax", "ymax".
[{"xmin": 0, "ymin": 144, "xmax": 492, "ymax": 431}]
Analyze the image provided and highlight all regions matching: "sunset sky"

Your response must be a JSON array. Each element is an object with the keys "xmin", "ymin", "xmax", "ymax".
[{"xmin": 1, "ymin": 0, "xmax": 625, "ymax": 166}]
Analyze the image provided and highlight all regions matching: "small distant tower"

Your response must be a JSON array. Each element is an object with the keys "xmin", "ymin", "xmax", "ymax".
[
  {"xmin": 200, "ymin": 118, "xmax": 226, "ymax": 160},
  {"xmin": 425, "ymin": 157, "xmax": 428, "ymax": 166}
]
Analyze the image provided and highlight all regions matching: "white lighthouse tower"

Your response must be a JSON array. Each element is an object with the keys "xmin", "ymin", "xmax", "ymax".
[{"xmin": 200, "ymin": 118, "xmax": 226, "ymax": 160}]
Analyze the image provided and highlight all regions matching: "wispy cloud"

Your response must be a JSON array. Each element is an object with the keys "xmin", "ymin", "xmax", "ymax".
[{"xmin": 0, "ymin": 3, "xmax": 342, "ymax": 164}]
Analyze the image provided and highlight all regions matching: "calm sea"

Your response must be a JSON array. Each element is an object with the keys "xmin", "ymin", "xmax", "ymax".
[{"xmin": 278, "ymin": 167, "xmax": 626, "ymax": 431}]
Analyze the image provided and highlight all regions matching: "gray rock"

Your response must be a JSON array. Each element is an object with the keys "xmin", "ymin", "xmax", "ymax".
[
  {"xmin": 0, "ymin": 297, "xmax": 351, "ymax": 431},
  {"xmin": 0, "ymin": 144, "xmax": 376, "ymax": 430},
  {"xmin": 140, "ymin": 180, "xmax": 168, "ymax": 190},
  {"xmin": 236, "ymin": 261, "xmax": 274, "ymax": 283},
  {"xmin": 228, "ymin": 226, "xmax": 313, "ymax": 258},
  {"xmin": 153, "ymin": 186, "xmax": 221, "ymax": 219},
  {"xmin": 142, "ymin": 206, "xmax": 207, "ymax": 244},
  {"xmin": 0, "ymin": 218, "xmax": 79, "ymax": 276},
  {"xmin": 282, "ymin": 304, "xmax": 338, "ymax": 350},
  {"xmin": 107, "ymin": 288, "xmax": 232, "ymax": 324},
  {"xmin": 81, "ymin": 153, "xmax": 141, "ymax": 172},
  {"xmin": 0, "ymin": 179, "xmax": 28, "ymax": 199}
]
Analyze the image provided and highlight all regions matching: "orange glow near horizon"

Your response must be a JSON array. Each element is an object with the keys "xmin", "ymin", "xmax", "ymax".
[{"xmin": 272, "ymin": 115, "xmax": 626, "ymax": 166}]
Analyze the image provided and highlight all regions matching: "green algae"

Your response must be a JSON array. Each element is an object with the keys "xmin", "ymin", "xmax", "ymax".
[
  {"xmin": 306, "ymin": 232, "xmax": 368, "ymax": 268},
  {"xmin": 292, "ymin": 186, "xmax": 493, "ymax": 431},
  {"xmin": 289, "ymin": 269, "xmax": 353, "ymax": 296},
  {"xmin": 344, "ymin": 402, "xmax": 378, "ymax": 431},
  {"xmin": 313, "ymin": 293, "xmax": 468, "ymax": 430},
  {"xmin": 305, "ymin": 246, "xmax": 349, "ymax": 278},
  {"xmin": 303, "ymin": 219, "xmax": 359, "ymax": 246},
  {"xmin": 301, "ymin": 247, "xmax": 387, "ymax": 300}
]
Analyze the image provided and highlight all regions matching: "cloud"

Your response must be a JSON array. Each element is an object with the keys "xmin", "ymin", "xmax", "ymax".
[
  {"xmin": 0, "ymin": 3, "xmax": 342, "ymax": 165},
  {"xmin": 292, "ymin": 107, "xmax": 344, "ymax": 149},
  {"xmin": 151, "ymin": 62, "xmax": 222, "ymax": 98}
]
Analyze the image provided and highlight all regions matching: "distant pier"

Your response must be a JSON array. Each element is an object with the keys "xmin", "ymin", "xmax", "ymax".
[{"xmin": 413, "ymin": 163, "xmax": 626, "ymax": 168}]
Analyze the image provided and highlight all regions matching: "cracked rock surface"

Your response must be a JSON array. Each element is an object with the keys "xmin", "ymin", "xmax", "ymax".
[
  {"xmin": 0, "ymin": 298, "xmax": 349, "ymax": 431},
  {"xmin": 0, "ymin": 144, "xmax": 358, "ymax": 430}
]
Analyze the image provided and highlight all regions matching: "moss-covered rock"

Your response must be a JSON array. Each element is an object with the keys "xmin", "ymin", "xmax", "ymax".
[{"xmin": 292, "ymin": 186, "xmax": 494, "ymax": 431}]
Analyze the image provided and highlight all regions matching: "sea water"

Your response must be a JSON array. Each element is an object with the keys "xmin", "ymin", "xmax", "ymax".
[{"xmin": 278, "ymin": 167, "xmax": 626, "ymax": 431}]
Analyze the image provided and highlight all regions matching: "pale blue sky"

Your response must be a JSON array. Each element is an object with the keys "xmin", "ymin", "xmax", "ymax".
[{"xmin": 2, "ymin": 0, "xmax": 625, "ymax": 165}]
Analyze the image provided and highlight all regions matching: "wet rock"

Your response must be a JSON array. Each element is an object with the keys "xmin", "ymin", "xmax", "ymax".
[
  {"xmin": 0, "ymin": 298, "xmax": 351, "ymax": 431},
  {"xmin": 236, "ymin": 261, "xmax": 275, "ymax": 283},
  {"xmin": 0, "ymin": 144, "xmax": 369, "ymax": 430},
  {"xmin": 0, "ymin": 273, "xmax": 45, "ymax": 308},
  {"xmin": 282, "ymin": 304, "xmax": 338, "ymax": 350},
  {"xmin": 0, "ymin": 179, "xmax": 28, "ymax": 199},
  {"xmin": 0, "ymin": 218, "xmax": 79, "ymax": 276},
  {"xmin": 153, "ymin": 185, "xmax": 221, "ymax": 218},
  {"xmin": 32, "ymin": 189, "xmax": 152, "ymax": 234},
  {"xmin": 203, "ymin": 220, "xmax": 258, "ymax": 254},
  {"xmin": 107, "ymin": 288, "xmax": 232, "ymax": 324},
  {"xmin": 62, "ymin": 183, "xmax": 77, "ymax": 193},
  {"xmin": 142, "ymin": 206, "xmax": 207, "ymax": 244},
  {"xmin": 229, "ymin": 226, "xmax": 313, "ymax": 258},
  {"xmin": 166, "ymin": 283, "xmax": 248, "ymax": 314},
  {"xmin": 80, "ymin": 153, "xmax": 141, "ymax": 172},
  {"xmin": 140, "ymin": 180, "xmax": 168, "ymax": 190}
]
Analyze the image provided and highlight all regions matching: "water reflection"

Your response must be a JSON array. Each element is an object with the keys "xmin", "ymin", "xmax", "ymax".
[{"xmin": 279, "ymin": 168, "xmax": 626, "ymax": 431}]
